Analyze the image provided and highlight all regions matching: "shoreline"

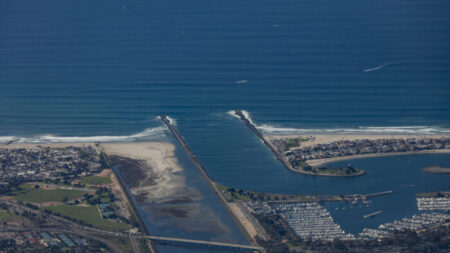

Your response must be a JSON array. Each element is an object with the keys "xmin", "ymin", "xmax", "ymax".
[
  {"xmin": 265, "ymin": 134, "xmax": 450, "ymax": 148},
  {"xmin": 1, "ymin": 140, "xmax": 261, "ymax": 246},
  {"xmin": 266, "ymin": 134, "xmax": 450, "ymax": 168}
]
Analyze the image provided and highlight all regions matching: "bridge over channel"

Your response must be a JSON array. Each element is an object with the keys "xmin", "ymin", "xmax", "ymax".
[{"xmin": 141, "ymin": 235, "xmax": 264, "ymax": 252}]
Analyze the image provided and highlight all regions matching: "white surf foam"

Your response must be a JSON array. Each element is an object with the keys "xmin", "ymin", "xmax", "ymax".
[
  {"xmin": 155, "ymin": 115, "xmax": 177, "ymax": 126},
  {"xmin": 227, "ymin": 110, "xmax": 449, "ymax": 135},
  {"xmin": 165, "ymin": 116, "xmax": 177, "ymax": 126},
  {"xmin": 0, "ymin": 127, "xmax": 167, "ymax": 144},
  {"xmin": 235, "ymin": 80, "xmax": 248, "ymax": 84},
  {"xmin": 227, "ymin": 110, "xmax": 255, "ymax": 125},
  {"xmin": 257, "ymin": 124, "xmax": 450, "ymax": 135}
]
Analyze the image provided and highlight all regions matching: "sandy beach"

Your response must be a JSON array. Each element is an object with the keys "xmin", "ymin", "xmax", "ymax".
[
  {"xmin": 266, "ymin": 134, "xmax": 450, "ymax": 148},
  {"xmin": 266, "ymin": 134, "xmax": 450, "ymax": 167},
  {"xmin": 1, "ymin": 142, "xmax": 190, "ymax": 203},
  {"xmin": 101, "ymin": 142, "xmax": 187, "ymax": 202}
]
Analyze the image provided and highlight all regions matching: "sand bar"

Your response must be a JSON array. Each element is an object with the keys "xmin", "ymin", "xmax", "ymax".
[{"xmin": 101, "ymin": 142, "xmax": 185, "ymax": 202}]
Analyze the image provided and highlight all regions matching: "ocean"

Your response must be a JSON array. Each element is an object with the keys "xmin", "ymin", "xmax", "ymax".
[{"xmin": 1, "ymin": 0, "xmax": 450, "ymax": 251}]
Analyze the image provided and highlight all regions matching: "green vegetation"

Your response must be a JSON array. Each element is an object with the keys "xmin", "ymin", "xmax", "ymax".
[
  {"xmin": 217, "ymin": 184, "xmax": 313, "ymax": 202},
  {"xmin": 298, "ymin": 163, "xmax": 365, "ymax": 176},
  {"xmin": 315, "ymin": 166, "xmax": 365, "ymax": 176},
  {"xmin": 216, "ymin": 184, "xmax": 251, "ymax": 201},
  {"xmin": 80, "ymin": 175, "xmax": 112, "ymax": 185},
  {"xmin": 286, "ymin": 137, "xmax": 309, "ymax": 149},
  {"xmin": 85, "ymin": 187, "xmax": 115, "ymax": 204},
  {"xmin": 12, "ymin": 186, "xmax": 86, "ymax": 203},
  {"xmin": 42, "ymin": 204, "xmax": 130, "ymax": 231}
]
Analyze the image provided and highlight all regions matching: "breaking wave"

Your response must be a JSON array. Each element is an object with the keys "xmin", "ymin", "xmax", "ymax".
[
  {"xmin": 228, "ymin": 110, "xmax": 450, "ymax": 135},
  {"xmin": 155, "ymin": 115, "xmax": 177, "ymax": 126},
  {"xmin": 0, "ymin": 127, "xmax": 167, "ymax": 144},
  {"xmin": 227, "ymin": 110, "xmax": 254, "ymax": 125},
  {"xmin": 257, "ymin": 125, "xmax": 450, "ymax": 135}
]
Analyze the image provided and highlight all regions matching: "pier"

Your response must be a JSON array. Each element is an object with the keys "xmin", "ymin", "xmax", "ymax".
[
  {"xmin": 159, "ymin": 116, "xmax": 263, "ymax": 251},
  {"xmin": 364, "ymin": 190, "xmax": 393, "ymax": 198}
]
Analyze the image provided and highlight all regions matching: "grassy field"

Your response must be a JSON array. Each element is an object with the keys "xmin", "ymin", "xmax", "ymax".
[
  {"xmin": 0, "ymin": 209, "xmax": 27, "ymax": 223},
  {"xmin": 217, "ymin": 183, "xmax": 312, "ymax": 202},
  {"xmin": 12, "ymin": 186, "xmax": 86, "ymax": 203},
  {"xmin": 42, "ymin": 204, "xmax": 130, "ymax": 231},
  {"xmin": 80, "ymin": 175, "xmax": 112, "ymax": 185},
  {"xmin": 314, "ymin": 166, "xmax": 366, "ymax": 176}
]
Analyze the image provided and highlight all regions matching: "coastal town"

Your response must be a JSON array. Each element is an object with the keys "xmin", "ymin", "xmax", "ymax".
[
  {"xmin": 0, "ymin": 146, "xmax": 103, "ymax": 185},
  {"xmin": 0, "ymin": 128, "xmax": 448, "ymax": 252},
  {"xmin": 0, "ymin": 116, "xmax": 448, "ymax": 253},
  {"xmin": 271, "ymin": 136, "xmax": 450, "ymax": 170},
  {"xmin": 0, "ymin": 145, "xmax": 157, "ymax": 253}
]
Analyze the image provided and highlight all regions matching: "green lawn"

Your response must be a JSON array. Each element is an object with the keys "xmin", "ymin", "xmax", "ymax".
[
  {"xmin": 42, "ymin": 204, "xmax": 130, "ymax": 231},
  {"xmin": 80, "ymin": 175, "xmax": 112, "ymax": 185},
  {"xmin": 12, "ymin": 187, "xmax": 86, "ymax": 203}
]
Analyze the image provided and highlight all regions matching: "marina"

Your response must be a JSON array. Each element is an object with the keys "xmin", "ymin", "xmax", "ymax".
[
  {"xmin": 417, "ymin": 197, "xmax": 450, "ymax": 211},
  {"xmin": 273, "ymin": 202, "xmax": 355, "ymax": 241},
  {"xmin": 359, "ymin": 213, "xmax": 450, "ymax": 239},
  {"xmin": 248, "ymin": 201, "xmax": 355, "ymax": 241}
]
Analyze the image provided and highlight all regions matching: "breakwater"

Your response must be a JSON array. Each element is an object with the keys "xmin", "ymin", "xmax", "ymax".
[
  {"xmin": 159, "ymin": 116, "xmax": 257, "ymax": 248},
  {"xmin": 233, "ymin": 110, "xmax": 295, "ymax": 173}
]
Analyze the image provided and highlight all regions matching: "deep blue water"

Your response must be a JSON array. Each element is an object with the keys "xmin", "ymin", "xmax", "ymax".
[
  {"xmin": 1, "ymin": 0, "xmax": 450, "ymax": 138},
  {"xmin": 1, "ymin": 0, "xmax": 450, "ymax": 252}
]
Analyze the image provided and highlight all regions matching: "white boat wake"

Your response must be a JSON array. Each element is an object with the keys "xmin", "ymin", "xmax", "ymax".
[{"xmin": 364, "ymin": 62, "xmax": 394, "ymax": 72}]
